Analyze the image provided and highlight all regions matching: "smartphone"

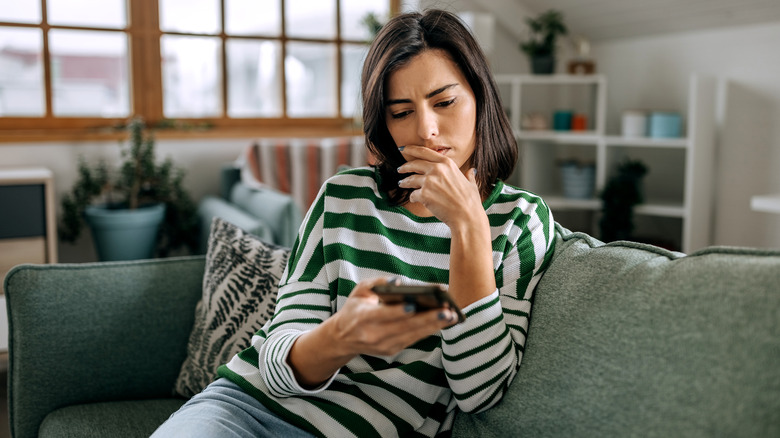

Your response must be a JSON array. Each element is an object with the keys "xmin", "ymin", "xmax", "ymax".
[{"xmin": 372, "ymin": 284, "xmax": 466, "ymax": 323}]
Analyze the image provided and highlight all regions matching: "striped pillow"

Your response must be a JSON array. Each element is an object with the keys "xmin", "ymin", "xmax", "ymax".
[{"xmin": 241, "ymin": 137, "xmax": 367, "ymax": 209}]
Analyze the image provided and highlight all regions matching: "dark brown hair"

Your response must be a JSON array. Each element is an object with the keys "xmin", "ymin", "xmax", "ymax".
[{"xmin": 361, "ymin": 9, "xmax": 517, "ymax": 205}]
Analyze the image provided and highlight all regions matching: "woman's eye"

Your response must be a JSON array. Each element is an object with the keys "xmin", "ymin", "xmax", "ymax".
[
  {"xmin": 435, "ymin": 98, "xmax": 456, "ymax": 108},
  {"xmin": 391, "ymin": 111, "xmax": 411, "ymax": 119}
]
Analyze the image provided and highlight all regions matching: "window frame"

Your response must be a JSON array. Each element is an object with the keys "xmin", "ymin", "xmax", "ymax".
[{"xmin": 0, "ymin": 0, "xmax": 398, "ymax": 142}]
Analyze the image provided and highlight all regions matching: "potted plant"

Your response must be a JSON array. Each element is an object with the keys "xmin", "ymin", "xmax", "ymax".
[
  {"xmin": 519, "ymin": 9, "xmax": 568, "ymax": 74},
  {"xmin": 599, "ymin": 159, "xmax": 648, "ymax": 242},
  {"xmin": 361, "ymin": 12, "xmax": 385, "ymax": 40},
  {"xmin": 59, "ymin": 117, "xmax": 198, "ymax": 261}
]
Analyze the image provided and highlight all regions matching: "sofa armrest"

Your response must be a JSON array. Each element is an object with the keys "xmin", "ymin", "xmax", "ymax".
[
  {"xmin": 4, "ymin": 256, "xmax": 206, "ymax": 438},
  {"xmin": 197, "ymin": 196, "xmax": 275, "ymax": 253},
  {"xmin": 229, "ymin": 183, "xmax": 302, "ymax": 248}
]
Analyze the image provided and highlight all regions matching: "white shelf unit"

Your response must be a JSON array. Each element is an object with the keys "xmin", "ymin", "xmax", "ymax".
[{"xmin": 495, "ymin": 74, "xmax": 716, "ymax": 253}]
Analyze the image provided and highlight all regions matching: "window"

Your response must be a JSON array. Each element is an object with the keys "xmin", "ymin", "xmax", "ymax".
[{"xmin": 0, "ymin": 0, "xmax": 395, "ymax": 140}]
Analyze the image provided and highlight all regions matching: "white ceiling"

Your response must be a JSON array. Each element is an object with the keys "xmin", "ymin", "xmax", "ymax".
[{"xmin": 473, "ymin": 0, "xmax": 780, "ymax": 41}]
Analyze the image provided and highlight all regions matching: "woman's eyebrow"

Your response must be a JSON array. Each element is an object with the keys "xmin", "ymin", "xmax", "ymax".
[{"xmin": 385, "ymin": 83, "xmax": 459, "ymax": 106}]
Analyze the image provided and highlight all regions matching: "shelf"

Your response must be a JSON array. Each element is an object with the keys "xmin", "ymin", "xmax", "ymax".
[
  {"xmin": 543, "ymin": 196, "xmax": 684, "ymax": 218},
  {"xmin": 604, "ymin": 136, "xmax": 688, "ymax": 148},
  {"xmin": 544, "ymin": 196, "xmax": 601, "ymax": 211},
  {"xmin": 634, "ymin": 201, "xmax": 685, "ymax": 218},
  {"xmin": 517, "ymin": 130, "xmax": 601, "ymax": 144},
  {"xmin": 497, "ymin": 73, "xmax": 715, "ymax": 253}
]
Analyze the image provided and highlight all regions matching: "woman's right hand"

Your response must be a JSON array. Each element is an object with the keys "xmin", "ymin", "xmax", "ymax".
[
  {"xmin": 329, "ymin": 278, "xmax": 458, "ymax": 357},
  {"xmin": 287, "ymin": 277, "xmax": 458, "ymax": 388}
]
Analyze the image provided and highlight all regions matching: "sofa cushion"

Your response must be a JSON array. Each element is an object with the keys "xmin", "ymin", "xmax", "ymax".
[
  {"xmin": 174, "ymin": 217, "xmax": 290, "ymax": 398},
  {"xmin": 453, "ymin": 224, "xmax": 780, "ymax": 437},
  {"xmin": 38, "ymin": 399, "xmax": 185, "ymax": 438}
]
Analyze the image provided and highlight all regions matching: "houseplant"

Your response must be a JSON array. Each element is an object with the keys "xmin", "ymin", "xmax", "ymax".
[
  {"xmin": 599, "ymin": 159, "xmax": 648, "ymax": 242},
  {"xmin": 59, "ymin": 117, "xmax": 198, "ymax": 260},
  {"xmin": 519, "ymin": 9, "xmax": 568, "ymax": 74},
  {"xmin": 361, "ymin": 12, "xmax": 385, "ymax": 40}
]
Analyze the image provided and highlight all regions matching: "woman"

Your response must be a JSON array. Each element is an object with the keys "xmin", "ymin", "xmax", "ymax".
[{"xmin": 153, "ymin": 9, "xmax": 555, "ymax": 438}]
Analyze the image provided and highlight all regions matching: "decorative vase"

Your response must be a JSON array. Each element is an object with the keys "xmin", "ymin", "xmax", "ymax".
[
  {"xmin": 560, "ymin": 163, "xmax": 595, "ymax": 199},
  {"xmin": 530, "ymin": 55, "xmax": 555, "ymax": 74},
  {"xmin": 84, "ymin": 203, "xmax": 166, "ymax": 261}
]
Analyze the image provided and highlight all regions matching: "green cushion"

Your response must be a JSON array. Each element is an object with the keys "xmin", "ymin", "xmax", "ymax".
[
  {"xmin": 38, "ymin": 399, "xmax": 185, "ymax": 438},
  {"xmin": 453, "ymin": 224, "xmax": 780, "ymax": 437}
]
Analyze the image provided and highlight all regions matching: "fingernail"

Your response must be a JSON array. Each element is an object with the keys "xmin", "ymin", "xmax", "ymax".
[
  {"xmin": 438, "ymin": 311, "xmax": 448, "ymax": 321},
  {"xmin": 386, "ymin": 276, "xmax": 400, "ymax": 285},
  {"xmin": 404, "ymin": 303, "xmax": 416, "ymax": 313},
  {"xmin": 398, "ymin": 178, "xmax": 405, "ymax": 187},
  {"xmin": 472, "ymin": 168, "xmax": 477, "ymax": 176},
  {"xmin": 397, "ymin": 146, "xmax": 405, "ymax": 152}
]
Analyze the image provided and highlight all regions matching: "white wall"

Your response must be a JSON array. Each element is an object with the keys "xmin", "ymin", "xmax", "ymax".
[{"xmin": 591, "ymin": 22, "xmax": 780, "ymax": 248}]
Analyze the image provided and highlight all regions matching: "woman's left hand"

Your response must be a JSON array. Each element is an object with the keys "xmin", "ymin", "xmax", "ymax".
[{"xmin": 397, "ymin": 145, "xmax": 483, "ymax": 227}]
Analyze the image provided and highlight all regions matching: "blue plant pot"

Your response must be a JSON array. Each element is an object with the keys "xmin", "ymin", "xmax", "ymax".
[{"xmin": 84, "ymin": 203, "xmax": 166, "ymax": 261}]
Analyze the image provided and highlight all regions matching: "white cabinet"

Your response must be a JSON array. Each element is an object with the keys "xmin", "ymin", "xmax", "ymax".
[{"xmin": 495, "ymin": 74, "xmax": 716, "ymax": 253}]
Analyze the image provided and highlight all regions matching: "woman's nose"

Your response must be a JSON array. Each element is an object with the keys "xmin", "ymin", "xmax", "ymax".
[{"xmin": 417, "ymin": 108, "xmax": 439, "ymax": 140}]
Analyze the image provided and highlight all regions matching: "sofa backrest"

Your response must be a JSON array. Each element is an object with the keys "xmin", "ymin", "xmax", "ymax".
[{"xmin": 454, "ymin": 223, "xmax": 780, "ymax": 437}]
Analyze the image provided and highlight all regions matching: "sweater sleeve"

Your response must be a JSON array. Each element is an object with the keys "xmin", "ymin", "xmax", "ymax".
[
  {"xmin": 255, "ymin": 189, "xmax": 339, "ymax": 398},
  {"xmin": 439, "ymin": 196, "xmax": 555, "ymax": 413}
]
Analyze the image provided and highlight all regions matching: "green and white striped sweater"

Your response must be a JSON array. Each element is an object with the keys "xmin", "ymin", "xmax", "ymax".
[{"xmin": 218, "ymin": 167, "xmax": 555, "ymax": 437}]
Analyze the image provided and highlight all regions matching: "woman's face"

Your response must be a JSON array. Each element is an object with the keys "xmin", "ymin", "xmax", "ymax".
[{"xmin": 384, "ymin": 49, "xmax": 477, "ymax": 172}]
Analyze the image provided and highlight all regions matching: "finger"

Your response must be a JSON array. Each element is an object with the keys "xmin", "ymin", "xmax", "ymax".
[
  {"xmin": 466, "ymin": 168, "xmax": 479, "ymax": 191},
  {"xmin": 379, "ymin": 308, "xmax": 459, "ymax": 346},
  {"xmin": 354, "ymin": 277, "xmax": 419, "ymax": 322},
  {"xmin": 350, "ymin": 276, "xmax": 396, "ymax": 299},
  {"xmin": 467, "ymin": 167, "xmax": 477, "ymax": 184},
  {"xmin": 397, "ymin": 173, "xmax": 425, "ymax": 189},
  {"xmin": 398, "ymin": 145, "xmax": 448, "ymax": 165}
]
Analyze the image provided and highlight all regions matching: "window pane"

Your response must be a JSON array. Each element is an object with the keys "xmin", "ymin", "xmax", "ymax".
[
  {"xmin": 286, "ymin": 42, "xmax": 337, "ymax": 117},
  {"xmin": 285, "ymin": 0, "xmax": 335, "ymax": 39},
  {"xmin": 47, "ymin": 0, "xmax": 126, "ymax": 28},
  {"xmin": 49, "ymin": 29, "xmax": 129, "ymax": 117},
  {"xmin": 0, "ymin": 27, "xmax": 44, "ymax": 116},
  {"xmin": 161, "ymin": 35, "xmax": 221, "ymax": 118},
  {"xmin": 226, "ymin": 0, "xmax": 280, "ymax": 36},
  {"xmin": 0, "ymin": 0, "xmax": 41, "ymax": 23},
  {"xmin": 340, "ymin": 0, "xmax": 388, "ymax": 41},
  {"xmin": 160, "ymin": 0, "xmax": 219, "ymax": 34},
  {"xmin": 227, "ymin": 39, "xmax": 282, "ymax": 118},
  {"xmin": 341, "ymin": 44, "xmax": 367, "ymax": 118}
]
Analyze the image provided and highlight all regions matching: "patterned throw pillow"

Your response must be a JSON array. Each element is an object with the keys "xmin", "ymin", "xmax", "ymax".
[{"xmin": 174, "ymin": 217, "xmax": 290, "ymax": 398}]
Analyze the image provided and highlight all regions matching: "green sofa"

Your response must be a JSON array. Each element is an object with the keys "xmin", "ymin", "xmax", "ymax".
[{"xmin": 5, "ymin": 225, "xmax": 780, "ymax": 437}]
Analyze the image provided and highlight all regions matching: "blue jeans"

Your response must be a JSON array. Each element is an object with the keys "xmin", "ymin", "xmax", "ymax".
[{"xmin": 151, "ymin": 378, "xmax": 316, "ymax": 438}]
